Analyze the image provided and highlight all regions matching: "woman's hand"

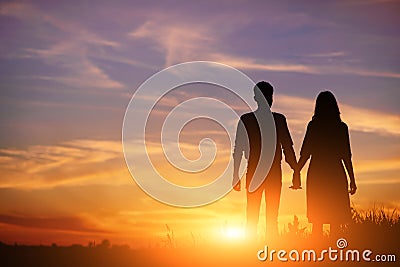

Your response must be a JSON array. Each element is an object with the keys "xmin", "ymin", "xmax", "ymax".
[{"xmin": 349, "ymin": 181, "xmax": 357, "ymax": 195}]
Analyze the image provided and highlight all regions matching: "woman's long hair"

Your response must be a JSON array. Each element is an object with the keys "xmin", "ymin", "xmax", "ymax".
[{"xmin": 312, "ymin": 91, "xmax": 341, "ymax": 122}]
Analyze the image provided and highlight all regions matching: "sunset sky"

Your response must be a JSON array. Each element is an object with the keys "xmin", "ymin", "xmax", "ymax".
[{"xmin": 0, "ymin": 0, "xmax": 399, "ymax": 247}]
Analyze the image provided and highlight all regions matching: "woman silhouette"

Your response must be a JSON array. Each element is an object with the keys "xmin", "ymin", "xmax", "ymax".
[{"xmin": 295, "ymin": 91, "xmax": 357, "ymax": 237}]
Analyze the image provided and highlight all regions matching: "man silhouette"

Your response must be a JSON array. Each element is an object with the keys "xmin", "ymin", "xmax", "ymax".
[{"xmin": 232, "ymin": 81, "xmax": 298, "ymax": 240}]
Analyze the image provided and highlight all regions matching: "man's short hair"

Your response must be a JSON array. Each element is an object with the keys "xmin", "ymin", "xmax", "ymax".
[
  {"xmin": 254, "ymin": 81, "xmax": 273, "ymax": 106},
  {"xmin": 254, "ymin": 81, "xmax": 274, "ymax": 99}
]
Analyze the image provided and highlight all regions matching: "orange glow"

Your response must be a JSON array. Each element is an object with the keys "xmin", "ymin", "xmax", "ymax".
[
  {"xmin": 223, "ymin": 226, "xmax": 245, "ymax": 240},
  {"xmin": 0, "ymin": 133, "xmax": 398, "ymax": 247}
]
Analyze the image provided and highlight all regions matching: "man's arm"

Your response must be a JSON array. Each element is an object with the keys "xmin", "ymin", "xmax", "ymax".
[
  {"xmin": 280, "ymin": 116, "xmax": 297, "ymax": 170},
  {"xmin": 232, "ymin": 119, "xmax": 246, "ymax": 190},
  {"xmin": 278, "ymin": 115, "xmax": 302, "ymax": 189}
]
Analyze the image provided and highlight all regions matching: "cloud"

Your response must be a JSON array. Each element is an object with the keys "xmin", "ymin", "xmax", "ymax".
[
  {"xmin": 307, "ymin": 51, "xmax": 346, "ymax": 58},
  {"xmin": 129, "ymin": 18, "xmax": 400, "ymax": 79},
  {"xmin": 0, "ymin": 184, "xmax": 245, "ymax": 246},
  {"xmin": 338, "ymin": 67, "xmax": 400, "ymax": 79},
  {"xmin": 0, "ymin": 134, "xmax": 398, "ymax": 246},
  {"xmin": 129, "ymin": 20, "xmax": 215, "ymax": 67},
  {"xmin": 0, "ymin": 2, "xmax": 120, "ymax": 48},
  {"xmin": 2, "ymin": 90, "xmax": 398, "ymax": 191},
  {"xmin": 211, "ymin": 54, "xmax": 318, "ymax": 74},
  {"xmin": 274, "ymin": 94, "xmax": 400, "ymax": 136},
  {"xmin": 124, "ymin": 5, "xmax": 400, "ymax": 79},
  {"xmin": 216, "ymin": 55, "xmax": 400, "ymax": 79},
  {"xmin": 0, "ymin": 139, "xmax": 127, "ymax": 188},
  {"xmin": 0, "ymin": 2, "xmax": 124, "ymax": 89},
  {"xmin": 0, "ymin": 214, "xmax": 108, "ymax": 233},
  {"xmin": 128, "ymin": 17, "xmax": 321, "ymax": 74},
  {"xmin": 355, "ymin": 157, "xmax": 400, "ymax": 179},
  {"xmin": 343, "ymin": 0, "xmax": 399, "ymax": 6}
]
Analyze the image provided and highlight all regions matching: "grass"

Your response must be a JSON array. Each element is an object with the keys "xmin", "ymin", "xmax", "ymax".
[
  {"xmin": 345, "ymin": 206, "xmax": 400, "ymax": 252},
  {"xmin": 0, "ymin": 206, "xmax": 399, "ymax": 267},
  {"xmin": 351, "ymin": 206, "xmax": 399, "ymax": 227}
]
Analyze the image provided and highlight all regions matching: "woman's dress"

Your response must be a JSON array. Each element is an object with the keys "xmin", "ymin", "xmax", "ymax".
[{"xmin": 300, "ymin": 119, "xmax": 352, "ymax": 223}]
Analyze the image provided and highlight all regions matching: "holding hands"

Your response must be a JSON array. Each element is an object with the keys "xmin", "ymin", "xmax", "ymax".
[{"xmin": 290, "ymin": 170, "xmax": 302, "ymax": 190}]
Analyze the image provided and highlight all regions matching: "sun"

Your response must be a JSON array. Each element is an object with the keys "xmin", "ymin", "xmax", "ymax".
[{"xmin": 223, "ymin": 227, "xmax": 245, "ymax": 240}]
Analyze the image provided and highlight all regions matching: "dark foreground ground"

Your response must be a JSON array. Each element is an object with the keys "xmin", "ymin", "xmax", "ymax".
[
  {"xmin": 1, "ymin": 236, "xmax": 398, "ymax": 267},
  {"xmin": 2, "ymin": 208, "xmax": 399, "ymax": 267}
]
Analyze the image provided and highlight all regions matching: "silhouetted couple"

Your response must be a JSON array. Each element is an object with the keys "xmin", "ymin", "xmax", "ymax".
[{"xmin": 232, "ymin": 81, "xmax": 357, "ymax": 240}]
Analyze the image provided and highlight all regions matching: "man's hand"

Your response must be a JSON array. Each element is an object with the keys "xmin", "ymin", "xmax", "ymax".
[
  {"xmin": 232, "ymin": 173, "xmax": 241, "ymax": 191},
  {"xmin": 289, "ymin": 171, "xmax": 302, "ymax": 190},
  {"xmin": 349, "ymin": 181, "xmax": 357, "ymax": 195},
  {"xmin": 233, "ymin": 182, "xmax": 241, "ymax": 191}
]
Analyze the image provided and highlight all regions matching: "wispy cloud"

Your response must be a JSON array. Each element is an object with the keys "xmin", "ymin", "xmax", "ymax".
[
  {"xmin": 216, "ymin": 55, "xmax": 400, "ymax": 79},
  {"xmin": 338, "ymin": 67, "xmax": 400, "ymax": 79},
  {"xmin": 0, "ymin": 2, "xmax": 124, "ymax": 89},
  {"xmin": 128, "ymin": 18, "xmax": 322, "ymax": 74},
  {"xmin": 0, "ymin": 214, "xmax": 109, "ymax": 233},
  {"xmin": 307, "ymin": 51, "xmax": 346, "ymax": 58},
  {"xmin": 0, "ymin": 140, "xmax": 126, "ymax": 188},
  {"xmin": 129, "ymin": 18, "xmax": 400, "ymax": 79},
  {"xmin": 129, "ymin": 20, "xmax": 215, "ymax": 67},
  {"xmin": 356, "ymin": 157, "xmax": 400, "ymax": 176},
  {"xmin": 211, "ymin": 54, "xmax": 318, "ymax": 74},
  {"xmin": 275, "ymin": 94, "xmax": 400, "ymax": 136}
]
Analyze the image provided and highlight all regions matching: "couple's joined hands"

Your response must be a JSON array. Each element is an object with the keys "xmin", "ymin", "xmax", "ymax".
[
  {"xmin": 289, "ymin": 171, "xmax": 302, "ymax": 190},
  {"xmin": 233, "ymin": 172, "xmax": 357, "ymax": 194},
  {"xmin": 232, "ymin": 172, "xmax": 301, "ymax": 192},
  {"xmin": 232, "ymin": 173, "xmax": 301, "ymax": 191}
]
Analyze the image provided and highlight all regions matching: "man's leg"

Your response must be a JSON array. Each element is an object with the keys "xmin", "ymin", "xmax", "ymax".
[
  {"xmin": 246, "ymin": 187, "xmax": 263, "ymax": 240},
  {"xmin": 265, "ymin": 180, "xmax": 282, "ymax": 240}
]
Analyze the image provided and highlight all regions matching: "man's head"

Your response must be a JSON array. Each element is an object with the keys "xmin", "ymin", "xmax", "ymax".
[{"xmin": 254, "ymin": 81, "xmax": 273, "ymax": 107}]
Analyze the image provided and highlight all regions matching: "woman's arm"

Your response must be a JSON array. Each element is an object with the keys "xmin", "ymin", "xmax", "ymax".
[
  {"xmin": 343, "ymin": 157, "xmax": 357, "ymax": 195},
  {"xmin": 297, "ymin": 122, "xmax": 312, "ymax": 172},
  {"xmin": 297, "ymin": 154, "xmax": 310, "ymax": 173},
  {"xmin": 290, "ymin": 122, "xmax": 312, "ymax": 189},
  {"xmin": 342, "ymin": 123, "xmax": 357, "ymax": 195}
]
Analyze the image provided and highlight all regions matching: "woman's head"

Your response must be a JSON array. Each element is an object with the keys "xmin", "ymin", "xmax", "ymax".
[{"xmin": 313, "ymin": 91, "xmax": 341, "ymax": 121}]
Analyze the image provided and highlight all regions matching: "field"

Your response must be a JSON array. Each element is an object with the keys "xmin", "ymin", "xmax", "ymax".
[{"xmin": 1, "ymin": 207, "xmax": 398, "ymax": 267}]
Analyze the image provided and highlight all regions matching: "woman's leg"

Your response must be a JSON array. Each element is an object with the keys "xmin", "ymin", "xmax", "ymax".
[
  {"xmin": 330, "ymin": 223, "xmax": 340, "ymax": 239},
  {"xmin": 312, "ymin": 222, "xmax": 323, "ymax": 238}
]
